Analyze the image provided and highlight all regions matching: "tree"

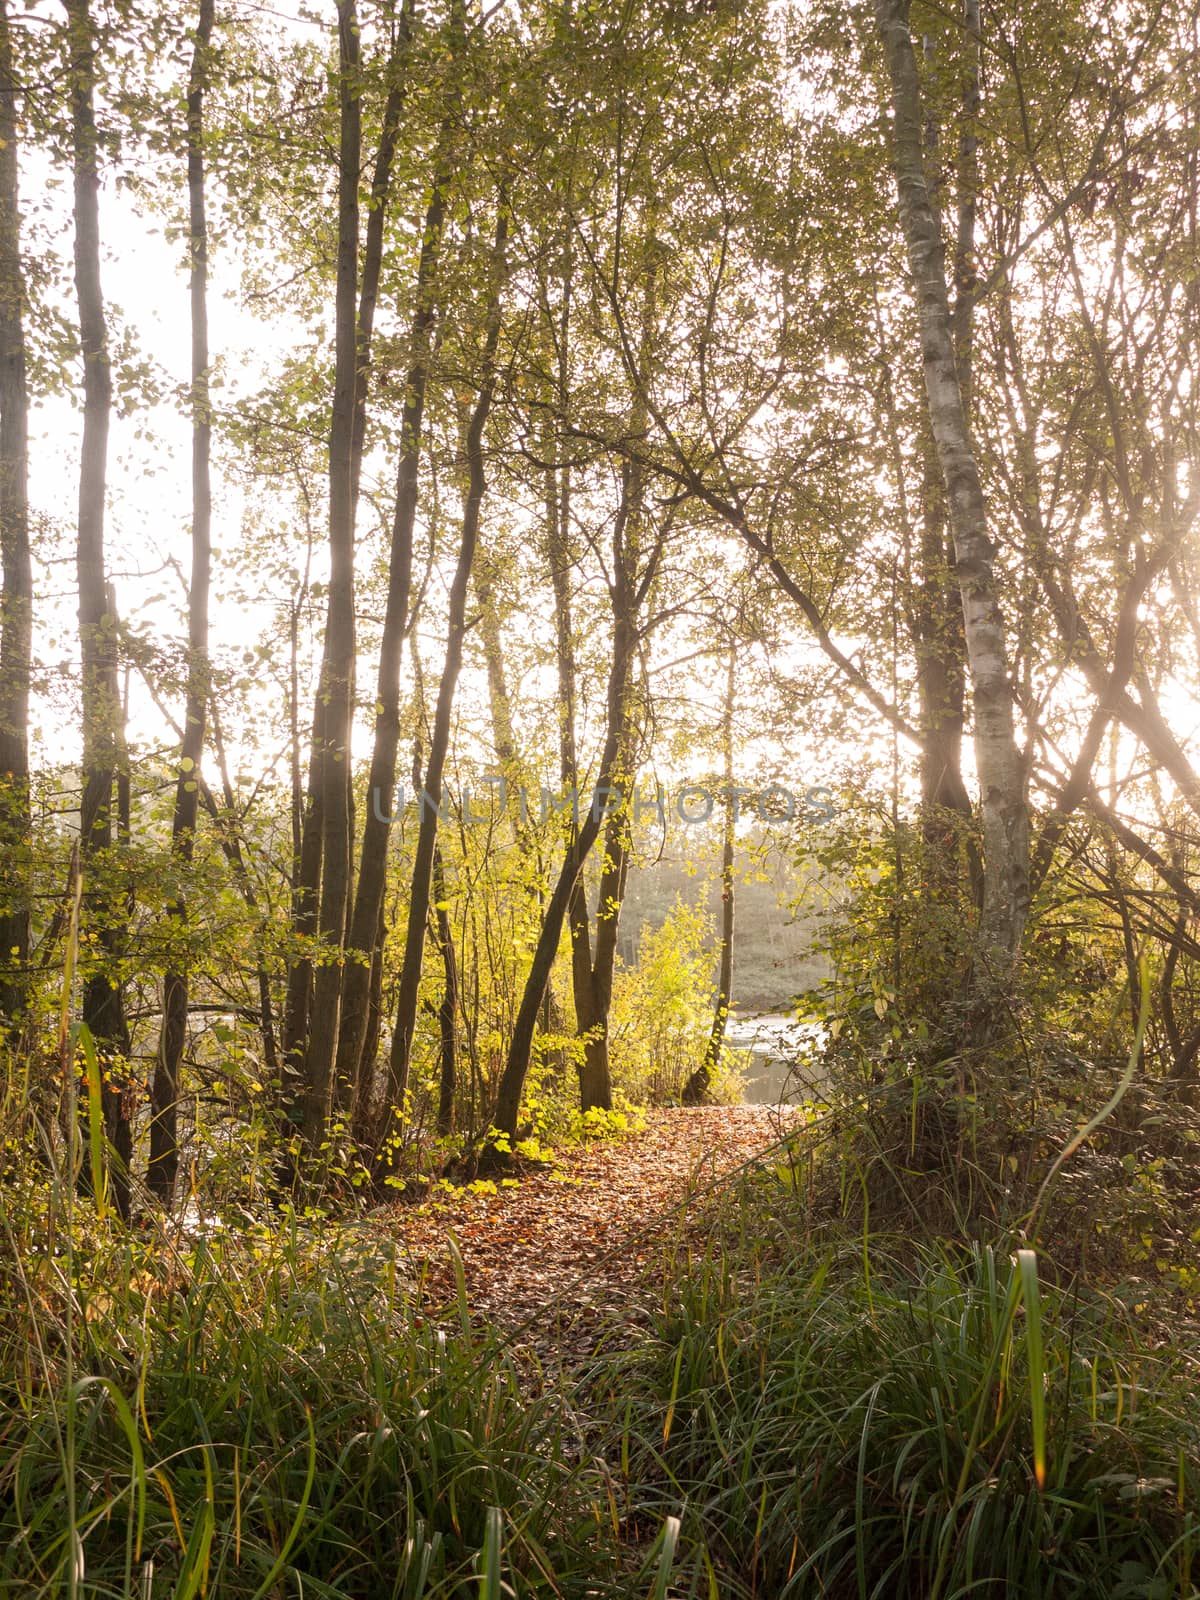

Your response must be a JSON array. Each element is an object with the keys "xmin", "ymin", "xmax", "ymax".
[
  {"xmin": 874, "ymin": 0, "xmax": 1029, "ymax": 979},
  {"xmin": 383, "ymin": 207, "xmax": 508, "ymax": 1141},
  {"xmin": 289, "ymin": 0, "xmax": 364, "ymax": 1152},
  {"xmin": 66, "ymin": 0, "xmax": 133, "ymax": 1218},
  {"xmin": 337, "ymin": 141, "xmax": 451, "ymax": 1140},
  {"xmin": 683, "ymin": 645, "xmax": 735, "ymax": 1104},
  {"xmin": 149, "ymin": 0, "xmax": 215, "ymax": 1208},
  {"xmin": 0, "ymin": 0, "xmax": 30, "ymax": 1033}
]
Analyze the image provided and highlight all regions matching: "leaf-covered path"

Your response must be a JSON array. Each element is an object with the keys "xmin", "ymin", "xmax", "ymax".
[{"xmin": 383, "ymin": 1107, "xmax": 792, "ymax": 1355}]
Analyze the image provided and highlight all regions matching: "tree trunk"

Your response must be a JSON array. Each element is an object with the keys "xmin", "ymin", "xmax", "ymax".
[
  {"xmin": 384, "ymin": 212, "xmax": 507, "ymax": 1131},
  {"xmin": 543, "ymin": 431, "xmax": 592, "ymax": 1072},
  {"xmin": 492, "ymin": 711, "xmax": 624, "ymax": 1141},
  {"xmin": 910, "ymin": 23, "xmax": 973, "ymax": 883},
  {"xmin": 298, "ymin": 0, "xmax": 362, "ymax": 1151},
  {"xmin": 915, "ymin": 426, "xmax": 980, "ymax": 903},
  {"xmin": 0, "ymin": 0, "xmax": 30, "ymax": 1034},
  {"xmin": 432, "ymin": 841, "xmax": 458, "ymax": 1135},
  {"xmin": 577, "ymin": 799, "xmax": 628, "ymax": 1113},
  {"xmin": 338, "ymin": 159, "xmax": 451, "ymax": 1138},
  {"xmin": 541, "ymin": 422, "xmax": 599, "ymax": 1081},
  {"xmin": 474, "ymin": 535, "xmax": 571, "ymax": 1054},
  {"xmin": 207, "ymin": 701, "xmax": 279, "ymax": 1080},
  {"xmin": 554, "ymin": 269, "xmax": 651, "ymax": 1114},
  {"xmin": 572, "ymin": 458, "xmax": 647, "ymax": 1112},
  {"xmin": 493, "ymin": 465, "xmax": 649, "ymax": 1140},
  {"xmin": 149, "ymin": 0, "xmax": 213, "ymax": 1208},
  {"xmin": 350, "ymin": 59, "xmax": 407, "ymax": 504},
  {"xmin": 684, "ymin": 648, "xmax": 735, "ymax": 1104},
  {"xmin": 285, "ymin": 9, "xmax": 408, "ymax": 1123},
  {"xmin": 473, "ymin": 549, "xmax": 517, "ymax": 770},
  {"xmin": 914, "ymin": 0, "xmax": 981, "ymax": 906},
  {"xmin": 67, "ymin": 0, "xmax": 132, "ymax": 1220},
  {"xmin": 875, "ymin": 0, "xmax": 1030, "ymax": 972}
]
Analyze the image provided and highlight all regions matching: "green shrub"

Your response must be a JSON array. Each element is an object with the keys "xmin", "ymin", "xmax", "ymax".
[{"xmin": 609, "ymin": 899, "xmax": 742, "ymax": 1104}]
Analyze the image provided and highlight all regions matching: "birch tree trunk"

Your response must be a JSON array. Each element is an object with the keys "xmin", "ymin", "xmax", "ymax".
[{"xmin": 875, "ymin": 0, "xmax": 1029, "ymax": 971}]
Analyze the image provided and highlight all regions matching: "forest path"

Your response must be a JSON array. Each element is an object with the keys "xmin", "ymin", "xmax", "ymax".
[{"xmin": 381, "ymin": 1106, "xmax": 792, "ymax": 1357}]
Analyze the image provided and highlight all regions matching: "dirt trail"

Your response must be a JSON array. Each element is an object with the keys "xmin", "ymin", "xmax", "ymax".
[{"xmin": 382, "ymin": 1106, "xmax": 792, "ymax": 1355}]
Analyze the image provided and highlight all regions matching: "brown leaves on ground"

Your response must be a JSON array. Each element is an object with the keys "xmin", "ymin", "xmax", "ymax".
[{"xmin": 380, "ymin": 1106, "xmax": 792, "ymax": 1359}]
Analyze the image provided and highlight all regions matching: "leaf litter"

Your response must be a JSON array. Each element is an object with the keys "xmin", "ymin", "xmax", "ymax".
[{"xmin": 380, "ymin": 1106, "xmax": 795, "ymax": 1363}]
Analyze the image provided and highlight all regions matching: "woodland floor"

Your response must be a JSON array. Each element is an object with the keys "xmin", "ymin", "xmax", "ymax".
[{"xmin": 380, "ymin": 1106, "xmax": 795, "ymax": 1362}]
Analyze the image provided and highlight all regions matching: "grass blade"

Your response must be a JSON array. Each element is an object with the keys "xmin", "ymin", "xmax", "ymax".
[
  {"xmin": 76, "ymin": 1024, "xmax": 108, "ymax": 1221},
  {"xmin": 248, "ymin": 1405, "xmax": 317, "ymax": 1600},
  {"xmin": 648, "ymin": 1513, "xmax": 681, "ymax": 1600},
  {"xmin": 480, "ymin": 1505, "xmax": 502, "ymax": 1600},
  {"xmin": 1016, "ymin": 1249, "xmax": 1046, "ymax": 1492}
]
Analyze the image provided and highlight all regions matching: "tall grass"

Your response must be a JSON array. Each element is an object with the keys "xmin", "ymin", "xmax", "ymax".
[
  {"xmin": 5, "ymin": 1128, "xmax": 1200, "ymax": 1597},
  {"xmin": 0, "ymin": 1189, "xmax": 659, "ymax": 1597},
  {"xmin": 594, "ymin": 1188, "xmax": 1200, "ymax": 1598}
]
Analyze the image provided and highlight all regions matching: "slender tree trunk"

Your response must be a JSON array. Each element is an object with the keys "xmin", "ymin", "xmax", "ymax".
[
  {"xmin": 474, "ymin": 536, "xmax": 570, "ymax": 1047},
  {"xmin": 281, "ymin": 527, "xmax": 314, "ymax": 1081},
  {"xmin": 492, "ymin": 692, "xmax": 625, "ymax": 1141},
  {"xmin": 875, "ymin": 0, "xmax": 1030, "ymax": 971},
  {"xmin": 350, "ymin": 59, "xmax": 407, "ymax": 504},
  {"xmin": 684, "ymin": 648, "xmax": 735, "ymax": 1104},
  {"xmin": 207, "ymin": 700, "xmax": 279, "ymax": 1079},
  {"xmin": 911, "ymin": 23, "xmax": 973, "ymax": 886},
  {"xmin": 0, "ymin": 0, "xmax": 30, "ymax": 1034},
  {"xmin": 339, "ymin": 160, "xmax": 451, "ymax": 1136},
  {"xmin": 917, "ymin": 0, "xmax": 982, "ymax": 908},
  {"xmin": 572, "ymin": 543, "xmax": 639, "ymax": 1114},
  {"xmin": 543, "ymin": 348, "xmax": 598, "ymax": 1068},
  {"xmin": 384, "ymin": 212, "xmax": 507, "ymax": 1130},
  {"xmin": 544, "ymin": 437, "xmax": 596, "ymax": 1069},
  {"xmin": 547, "ymin": 268, "xmax": 651, "ymax": 1114},
  {"xmin": 296, "ymin": 0, "xmax": 362, "ymax": 1150},
  {"xmin": 431, "ymin": 841, "xmax": 458, "ymax": 1134},
  {"xmin": 569, "ymin": 265, "xmax": 660, "ymax": 1111},
  {"xmin": 285, "ymin": 2, "xmax": 408, "ymax": 1116},
  {"xmin": 359, "ymin": 902, "xmax": 386, "ymax": 1106},
  {"xmin": 149, "ymin": 0, "xmax": 213, "ymax": 1207},
  {"xmin": 493, "ymin": 475, "xmax": 652, "ymax": 1140},
  {"xmin": 473, "ymin": 550, "xmax": 517, "ymax": 770},
  {"xmin": 67, "ymin": 0, "xmax": 132, "ymax": 1219},
  {"xmin": 577, "ymin": 800, "xmax": 628, "ymax": 1112},
  {"xmin": 282, "ymin": 718, "xmax": 323, "ymax": 1077},
  {"xmin": 573, "ymin": 473, "xmax": 646, "ymax": 1112},
  {"xmin": 951, "ymin": 0, "xmax": 980, "ymax": 403}
]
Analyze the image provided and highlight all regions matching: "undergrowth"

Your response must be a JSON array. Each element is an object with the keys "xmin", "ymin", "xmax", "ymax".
[
  {"xmin": 4, "ymin": 1042, "xmax": 1200, "ymax": 1597},
  {"xmin": 0, "ymin": 1179, "xmax": 665, "ymax": 1598},
  {"xmin": 588, "ymin": 1171, "xmax": 1200, "ymax": 1599}
]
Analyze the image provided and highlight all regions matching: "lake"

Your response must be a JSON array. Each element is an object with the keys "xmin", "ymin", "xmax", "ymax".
[{"xmin": 723, "ymin": 1013, "xmax": 826, "ymax": 1106}]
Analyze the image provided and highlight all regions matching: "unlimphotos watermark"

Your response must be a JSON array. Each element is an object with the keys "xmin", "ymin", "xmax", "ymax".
[{"xmin": 371, "ymin": 778, "xmax": 835, "ymax": 827}]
